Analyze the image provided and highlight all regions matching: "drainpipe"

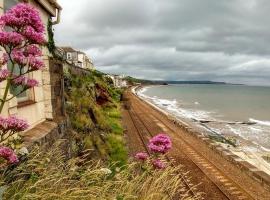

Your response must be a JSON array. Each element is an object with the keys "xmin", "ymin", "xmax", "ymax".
[{"xmin": 52, "ymin": 2, "xmax": 62, "ymax": 25}]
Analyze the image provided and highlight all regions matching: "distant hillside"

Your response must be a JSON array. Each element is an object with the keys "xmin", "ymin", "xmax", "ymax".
[
  {"xmin": 123, "ymin": 76, "xmax": 228, "ymax": 85},
  {"xmin": 164, "ymin": 80, "xmax": 227, "ymax": 85}
]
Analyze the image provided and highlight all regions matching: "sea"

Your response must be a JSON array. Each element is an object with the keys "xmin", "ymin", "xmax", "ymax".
[{"xmin": 138, "ymin": 84, "xmax": 270, "ymax": 151}]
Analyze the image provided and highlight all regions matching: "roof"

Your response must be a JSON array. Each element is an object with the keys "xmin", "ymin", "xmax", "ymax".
[
  {"xmin": 35, "ymin": 0, "xmax": 62, "ymax": 17},
  {"xmin": 48, "ymin": 0, "xmax": 62, "ymax": 9},
  {"xmin": 60, "ymin": 47, "xmax": 77, "ymax": 52},
  {"xmin": 77, "ymin": 51, "xmax": 86, "ymax": 55}
]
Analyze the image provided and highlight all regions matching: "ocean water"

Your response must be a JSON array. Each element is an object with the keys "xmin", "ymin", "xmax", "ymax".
[{"xmin": 139, "ymin": 84, "xmax": 270, "ymax": 150}]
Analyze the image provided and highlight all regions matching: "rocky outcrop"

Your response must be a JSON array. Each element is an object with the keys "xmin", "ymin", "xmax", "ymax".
[{"xmin": 95, "ymin": 83, "xmax": 112, "ymax": 106}]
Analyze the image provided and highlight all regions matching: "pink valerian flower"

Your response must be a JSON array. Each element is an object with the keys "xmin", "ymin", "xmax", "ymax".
[
  {"xmin": 148, "ymin": 134, "xmax": 172, "ymax": 154},
  {"xmin": 0, "ymin": 69, "xmax": 10, "ymax": 82},
  {"xmin": 0, "ymin": 31, "xmax": 23, "ymax": 46},
  {"xmin": 24, "ymin": 45, "xmax": 42, "ymax": 57},
  {"xmin": 23, "ymin": 26, "xmax": 45, "ymax": 44},
  {"xmin": 26, "ymin": 78, "xmax": 39, "ymax": 88},
  {"xmin": 11, "ymin": 49, "xmax": 27, "ymax": 66},
  {"xmin": 12, "ymin": 76, "xmax": 39, "ymax": 88},
  {"xmin": 135, "ymin": 152, "xmax": 149, "ymax": 161},
  {"xmin": 0, "ymin": 3, "xmax": 45, "ymax": 33},
  {"xmin": 4, "ymin": 116, "xmax": 29, "ymax": 132},
  {"xmin": 0, "ymin": 53, "xmax": 8, "ymax": 65},
  {"xmin": 0, "ymin": 146, "xmax": 19, "ymax": 164},
  {"xmin": 152, "ymin": 159, "xmax": 166, "ymax": 169},
  {"xmin": 0, "ymin": 116, "xmax": 29, "ymax": 133},
  {"xmin": 28, "ymin": 57, "xmax": 44, "ymax": 70},
  {"xmin": 0, "ymin": 115, "xmax": 29, "ymax": 132}
]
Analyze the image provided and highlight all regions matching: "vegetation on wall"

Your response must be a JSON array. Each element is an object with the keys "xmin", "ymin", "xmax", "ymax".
[
  {"xmin": 64, "ymin": 69, "xmax": 127, "ymax": 166},
  {"xmin": 47, "ymin": 18, "xmax": 56, "ymax": 56}
]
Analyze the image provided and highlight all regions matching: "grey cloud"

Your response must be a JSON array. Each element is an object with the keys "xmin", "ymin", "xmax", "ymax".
[{"xmin": 55, "ymin": 0, "xmax": 270, "ymax": 85}]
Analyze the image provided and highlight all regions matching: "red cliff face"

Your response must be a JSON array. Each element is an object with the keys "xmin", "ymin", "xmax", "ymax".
[{"xmin": 95, "ymin": 83, "xmax": 112, "ymax": 106}]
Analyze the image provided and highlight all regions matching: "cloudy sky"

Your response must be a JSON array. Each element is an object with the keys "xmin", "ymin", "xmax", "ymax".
[{"xmin": 55, "ymin": 0, "xmax": 270, "ymax": 85}]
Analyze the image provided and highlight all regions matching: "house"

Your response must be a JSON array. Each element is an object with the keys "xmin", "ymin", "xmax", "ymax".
[
  {"xmin": 60, "ymin": 47, "xmax": 95, "ymax": 70},
  {"xmin": 106, "ymin": 74, "xmax": 128, "ymax": 88},
  {"xmin": 0, "ymin": 0, "xmax": 64, "ymax": 138}
]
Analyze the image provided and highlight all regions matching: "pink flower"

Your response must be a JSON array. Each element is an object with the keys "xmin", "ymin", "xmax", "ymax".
[
  {"xmin": 25, "ymin": 45, "xmax": 42, "ymax": 57},
  {"xmin": 0, "ymin": 69, "xmax": 10, "ymax": 82},
  {"xmin": 0, "ymin": 3, "xmax": 45, "ymax": 33},
  {"xmin": 29, "ymin": 57, "xmax": 44, "ymax": 70},
  {"xmin": 11, "ymin": 49, "xmax": 27, "ymax": 66},
  {"xmin": 148, "ymin": 134, "xmax": 172, "ymax": 154},
  {"xmin": 135, "ymin": 152, "xmax": 149, "ymax": 161},
  {"xmin": 0, "ymin": 115, "xmax": 29, "ymax": 132},
  {"xmin": 23, "ymin": 26, "xmax": 45, "ymax": 44},
  {"xmin": 12, "ymin": 76, "xmax": 39, "ymax": 89},
  {"xmin": 26, "ymin": 78, "xmax": 39, "ymax": 88},
  {"xmin": 0, "ymin": 31, "xmax": 23, "ymax": 46},
  {"xmin": 0, "ymin": 146, "xmax": 19, "ymax": 164},
  {"xmin": 152, "ymin": 159, "xmax": 166, "ymax": 169},
  {"xmin": 0, "ymin": 53, "xmax": 8, "ymax": 65},
  {"xmin": 12, "ymin": 76, "xmax": 26, "ymax": 85}
]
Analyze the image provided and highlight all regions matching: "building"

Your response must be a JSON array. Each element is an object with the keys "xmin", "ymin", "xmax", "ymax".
[
  {"xmin": 60, "ymin": 47, "xmax": 95, "ymax": 70},
  {"xmin": 106, "ymin": 74, "xmax": 128, "ymax": 88},
  {"xmin": 0, "ymin": 0, "xmax": 63, "ymax": 132}
]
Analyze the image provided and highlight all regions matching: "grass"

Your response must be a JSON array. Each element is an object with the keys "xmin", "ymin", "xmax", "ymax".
[
  {"xmin": 0, "ymin": 142, "xmax": 191, "ymax": 200},
  {"xmin": 65, "ymin": 70, "xmax": 127, "ymax": 166},
  {"xmin": 208, "ymin": 135, "xmax": 237, "ymax": 147},
  {"xmin": 102, "ymin": 106, "xmax": 127, "ymax": 167}
]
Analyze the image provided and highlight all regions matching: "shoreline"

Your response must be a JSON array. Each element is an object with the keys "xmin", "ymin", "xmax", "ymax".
[{"xmin": 133, "ymin": 85, "xmax": 270, "ymax": 185}]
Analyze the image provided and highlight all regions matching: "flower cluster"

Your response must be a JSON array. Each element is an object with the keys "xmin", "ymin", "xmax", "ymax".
[
  {"xmin": 148, "ymin": 134, "xmax": 172, "ymax": 154},
  {"xmin": 0, "ymin": 69, "xmax": 10, "ymax": 82},
  {"xmin": 0, "ymin": 3, "xmax": 44, "ymax": 33},
  {"xmin": 23, "ymin": 26, "xmax": 45, "ymax": 44},
  {"xmin": 25, "ymin": 45, "xmax": 42, "ymax": 57},
  {"xmin": 0, "ymin": 115, "xmax": 29, "ymax": 133},
  {"xmin": 11, "ymin": 49, "xmax": 27, "ymax": 65},
  {"xmin": 0, "ymin": 146, "xmax": 19, "ymax": 164},
  {"xmin": 13, "ymin": 76, "xmax": 39, "ymax": 89},
  {"xmin": 11, "ymin": 48, "xmax": 44, "ymax": 70},
  {"xmin": 0, "ymin": 3, "xmax": 45, "ymax": 96},
  {"xmin": 28, "ymin": 57, "xmax": 44, "ymax": 70},
  {"xmin": 135, "ymin": 152, "xmax": 148, "ymax": 161},
  {"xmin": 0, "ymin": 31, "xmax": 23, "ymax": 47},
  {"xmin": 152, "ymin": 159, "xmax": 166, "ymax": 169},
  {"xmin": 135, "ymin": 133, "xmax": 172, "ymax": 170}
]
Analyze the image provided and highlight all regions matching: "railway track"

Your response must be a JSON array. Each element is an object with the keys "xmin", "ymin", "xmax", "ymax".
[
  {"xmin": 127, "ymin": 108, "xmax": 200, "ymax": 199},
  {"xmin": 124, "ymin": 90, "xmax": 258, "ymax": 200}
]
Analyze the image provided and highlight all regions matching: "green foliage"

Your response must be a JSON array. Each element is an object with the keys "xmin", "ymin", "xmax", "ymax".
[
  {"xmin": 65, "ymin": 69, "xmax": 127, "ymax": 165},
  {"xmin": 47, "ymin": 18, "xmax": 56, "ymax": 56},
  {"xmin": 106, "ymin": 134, "xmax": 127, "ymax": 167},
  {"xmin": 208, "ymin": 135, "xmax": 237, "ymax": 147}
]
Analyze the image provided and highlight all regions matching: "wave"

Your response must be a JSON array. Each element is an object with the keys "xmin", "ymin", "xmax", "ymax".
[
  {"xmin": 249, "ymin": 118, "xmax": 270, "ymax": 126},
  {"xmin": 137, "ymin": 86, "xmax": 270, "ymax": 152}
]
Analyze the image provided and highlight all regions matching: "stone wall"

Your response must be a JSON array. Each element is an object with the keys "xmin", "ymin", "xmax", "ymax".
[{"xmin": 43, "ymin": 58, "xmax": 65, "ymax": 120}]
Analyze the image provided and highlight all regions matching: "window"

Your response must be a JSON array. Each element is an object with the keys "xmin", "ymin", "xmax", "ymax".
[
  {"xmin": 4, "ymin": 0, "xmax": 18, "ymax": 12},
  {"xmin": 8, "ymin": 64, "xmax": 34, "ymax": 103},
  {"xmin": 67, "ymin": 53, "xmax": 72, "ymax": 60}
]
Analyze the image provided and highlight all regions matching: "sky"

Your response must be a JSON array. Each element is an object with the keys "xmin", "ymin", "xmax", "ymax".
[{"xmin": 55, "ymin": 0, "xmax": 270, "ymax": 85}]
